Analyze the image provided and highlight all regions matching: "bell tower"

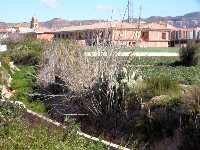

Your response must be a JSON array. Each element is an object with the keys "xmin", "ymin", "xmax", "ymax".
[{"xmin": 30, "ymin": 16, "xmax": 39, "ymax": 29}]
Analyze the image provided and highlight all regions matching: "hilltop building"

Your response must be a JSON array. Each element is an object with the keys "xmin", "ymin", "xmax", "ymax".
[
  {"xmin": 30, "ymin": 16, "xmax": 39, "ymax": 29},
  {"xmin": 13, "ymin": 17, "xmax": 54, "ymax": 41}
]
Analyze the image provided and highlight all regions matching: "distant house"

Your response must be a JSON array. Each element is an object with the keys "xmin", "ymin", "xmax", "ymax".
[
  {"xmin": 53, "ymin": 21, "xmax": 173, "ymax": 48},
  {"xmin": 13, "ymin": 17, "xmax": 54, "ymax": 41},
  {"xmin": 169, "ymin": 27, "xmax": 200, "ymax": 47}
]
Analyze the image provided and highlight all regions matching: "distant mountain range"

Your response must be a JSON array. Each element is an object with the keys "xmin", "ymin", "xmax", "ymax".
[
  {"xmin": 1, "ymin": 12, "xmax": 200, "ymax": 29},
  {"xmin": 39, "ymin": 18, "xmax": 104, "ymax": 29},
  {"xmin": 143, "ymin": 12, "xmax": 200, "ymax": 28}
]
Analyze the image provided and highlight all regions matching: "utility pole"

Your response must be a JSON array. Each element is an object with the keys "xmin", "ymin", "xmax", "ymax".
[
  {"xmin": 138, "ymin": 5, "xmax": 142, "ymax": 26},
  {"xmin": 128, "ymin": 0, "xmax": 134, "ymax": 23}
]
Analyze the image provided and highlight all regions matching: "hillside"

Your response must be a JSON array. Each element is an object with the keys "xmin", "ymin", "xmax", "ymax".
[
  {"xmin": 1, "ymin": 12, "xmax": 200, "ymax": 29},
  {"xmin": 39, "ymin": 18, "xmax": 103, "ymax": 29},
  {"xmin": 144, "ymin": 12, "xmax": 200, "ymax": 28},
  {"xmin": 0, "ymin": 18, "xmax": 103, "ymax": 29}
]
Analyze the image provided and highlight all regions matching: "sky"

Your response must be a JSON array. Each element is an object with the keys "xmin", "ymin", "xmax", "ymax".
[{"xmin": 0, "ymin": 0, "xmax": 200, "ymax": 22}]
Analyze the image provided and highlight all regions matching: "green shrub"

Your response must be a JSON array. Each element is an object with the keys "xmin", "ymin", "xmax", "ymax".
[
  {"xmin": 145, "ymin": 74, "xmax": 180, "ymax": 97},
  {"xmin": 151, "ymin": 96, "xmax": 181, "ymax": 108},
  {"xmin": 0, "ymin": 100, "xmax": 26, "ymax": 125},
  {"xmin": 4, "ymin": 40, "xmax": 45, "ymax": 66},
  {"xmin": 180, "ymin": 42, "xmax": 200, "ymax": 66}
]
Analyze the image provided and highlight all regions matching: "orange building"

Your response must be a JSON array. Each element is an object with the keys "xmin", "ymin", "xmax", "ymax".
[{"xmin": 53, "ymin": 21, "xmax": 174, "ymax": 48}]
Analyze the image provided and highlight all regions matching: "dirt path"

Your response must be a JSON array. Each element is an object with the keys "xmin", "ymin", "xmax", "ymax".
[{"xmin": 84, "ymin": 52, "xmax": 179, "ymax": 57}]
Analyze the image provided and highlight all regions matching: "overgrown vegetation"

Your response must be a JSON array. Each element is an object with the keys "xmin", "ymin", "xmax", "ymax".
[
  {"xmin": 36, "ymin": 40, "xmax": 200, "ymax": 149},
  {"xmin": 37, "ymin": 40, "xmax": 143, "ymax": 141},
  {"xmin": 2, "ymin": 37, "xmax": 200, "ymax": 149},
  {"xmin": 137, "ymin": 97, "xmax": 181, "ymax": 143}
]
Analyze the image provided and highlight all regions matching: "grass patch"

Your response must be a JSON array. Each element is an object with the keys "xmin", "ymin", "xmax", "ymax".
[{"xmin": 11, "ymin": 66, "xmax": 45, "ymax": 113}]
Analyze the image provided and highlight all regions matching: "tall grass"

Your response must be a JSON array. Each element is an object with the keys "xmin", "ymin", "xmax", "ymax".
[{"xmin": 145, "ymin": 74, "xmax": 180, "ymax": 97}]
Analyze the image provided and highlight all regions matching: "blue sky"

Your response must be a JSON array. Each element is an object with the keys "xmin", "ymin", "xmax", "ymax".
[{"xmin": 0, "ymin": 0, "xmax": 200, "ymax": 22}]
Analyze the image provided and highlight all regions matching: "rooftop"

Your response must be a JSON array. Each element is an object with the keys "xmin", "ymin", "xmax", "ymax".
[{"xmin": 56, "ymin": 21, "xmax": 176, "ymax": 32}]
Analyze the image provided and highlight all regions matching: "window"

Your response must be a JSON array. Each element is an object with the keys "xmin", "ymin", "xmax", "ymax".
[
  {"xmin": 162, "ymin": 32, "xmax": 167, "ymax": 40},
  {"xmin": 132, "ymin": 42, "xmax": 136, "ymax": 46},
  {"xmin": 79, "ymin": 32, "xmax": 83, "ymax": 39},
  {"xmin": 141, "ymin": 32, "xmax": 149, "ymax": 41}
]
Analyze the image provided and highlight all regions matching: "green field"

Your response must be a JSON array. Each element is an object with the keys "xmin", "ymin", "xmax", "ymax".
[
  {"xmin": 129, "ymin": 56, "xmax": 179, "ymax": 65},
  {"xmin": 129, "ymin": 57, "xmax": 200, "ymax": 85}
]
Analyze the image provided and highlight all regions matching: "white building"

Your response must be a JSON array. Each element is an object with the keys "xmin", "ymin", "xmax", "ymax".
[
  {"xmin": 0, "ymin": 29, "xmax": 9, "ymax": 40},
  {"xmin": 0, "ymin": 44, "xmax": 7, "ymax": 52}
]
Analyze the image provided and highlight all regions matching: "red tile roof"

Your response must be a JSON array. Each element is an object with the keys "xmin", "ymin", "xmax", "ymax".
[
  {"xmin": 55, "ymin": 21, "xmax": 176, "ymax": 32},
  {"xmin": 0, "ymin": 28, "xmax": 8, "ymax": 33}
]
